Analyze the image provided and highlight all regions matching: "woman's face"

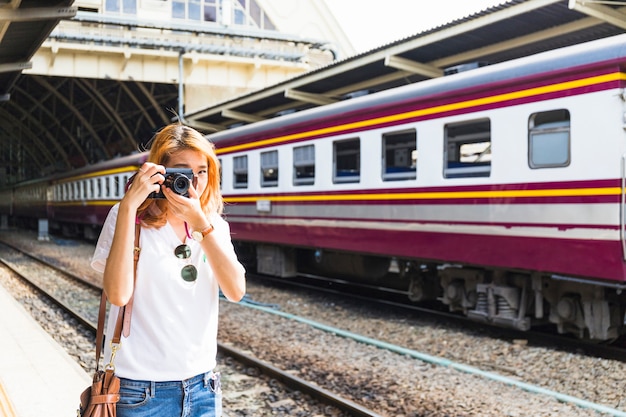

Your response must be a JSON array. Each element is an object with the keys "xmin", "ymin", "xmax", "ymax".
[{"xmin": 166, "ymin": 149, "xmax": 209, "ymax": 197}]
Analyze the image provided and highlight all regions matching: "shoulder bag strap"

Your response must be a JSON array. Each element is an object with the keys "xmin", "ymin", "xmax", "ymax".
[
  {"xmin": 94, "ymin": 223, "xmax": 141, "ymax": 370},
  {"xmin": 121, "ymin": 223, "xmax": 141, "ymax": 338},
  {"xmin": 94, "ymin": 291, "xmax": 107, "ymax": 372}
]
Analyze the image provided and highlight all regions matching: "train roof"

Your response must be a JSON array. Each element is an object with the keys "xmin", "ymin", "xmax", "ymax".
[
  {"xmin": 206, "ymin": 32, "xmax": 626, "ymax": 151},
  {"xmin": 10, "ymin": 152, "xmax": 147, "ymax": 188}
]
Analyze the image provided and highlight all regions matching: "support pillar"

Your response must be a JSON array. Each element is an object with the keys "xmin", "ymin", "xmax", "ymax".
[{"xmin": 38, "ymin": 219, "xmax": 49, "ymax": 241}]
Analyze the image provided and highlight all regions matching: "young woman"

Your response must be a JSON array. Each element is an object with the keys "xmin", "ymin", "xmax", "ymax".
[{"xmin": 91, "ymin": 123, "xmax": 246, "ymax": 417}]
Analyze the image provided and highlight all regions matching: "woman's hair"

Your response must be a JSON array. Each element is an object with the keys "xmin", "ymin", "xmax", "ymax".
[{"xmin": 136, "ymin": 123, "xmax": 223, "ymax": 228}]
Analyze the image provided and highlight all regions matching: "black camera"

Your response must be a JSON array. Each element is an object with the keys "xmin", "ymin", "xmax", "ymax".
[{"xmin": 149, "ymin": 168, "xmax": 194, "ymax": 199}]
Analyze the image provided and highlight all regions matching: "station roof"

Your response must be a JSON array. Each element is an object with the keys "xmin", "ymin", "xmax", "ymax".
[
  {"xmin": 0, "ymin": 1, "xmax": 76, "ymax": 101},
  {"xmin": 2, "ymin": 0, "xmax": 626, "ymax": 183},
  {"xmin": 186, "ymin": 0, "xmax": 626, "ymax": 131}
]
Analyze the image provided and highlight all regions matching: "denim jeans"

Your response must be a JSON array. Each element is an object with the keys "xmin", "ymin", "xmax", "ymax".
[{"xmin": 116, "ymin": 371, "xmax": 222, "ymax": 417}]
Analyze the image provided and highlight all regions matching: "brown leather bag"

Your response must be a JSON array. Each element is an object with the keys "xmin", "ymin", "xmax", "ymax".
[
  {"xmin": 78, "ymin": 225, "xmax": 140, "ymax": 417},
  {"xmin": 79, "ymin": 357, "xmax": 121, "ymax": 416}
]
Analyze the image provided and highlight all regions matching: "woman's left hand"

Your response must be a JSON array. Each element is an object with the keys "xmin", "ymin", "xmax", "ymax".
[{"xmin": 163, "ymin": 184, "xmax": 207, "ymax": 229}]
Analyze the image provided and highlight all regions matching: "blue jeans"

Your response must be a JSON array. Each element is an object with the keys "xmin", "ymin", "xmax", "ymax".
[{"xmin": 116, "ymin": 371, "xmax": 222, "ymax": 417}]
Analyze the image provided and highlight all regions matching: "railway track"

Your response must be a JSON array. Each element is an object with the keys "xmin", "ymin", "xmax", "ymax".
[
  {"xmin": 8, "ymin": 235, "xmax": 618, "ymax": 364},
  {"xmin": 2, "ymin": 232, "xmax": 626, "ymax": 416},
  {"xmin": 0, "ymin": 241, "xmax": 100, "ymax": 328},
  {"xmin": 257, "ymin": 272, "xmax": 626, "ymax": 362},
  {"xmin": 0, "ymin": 240, "xmax": 382, "ymax": 417}
]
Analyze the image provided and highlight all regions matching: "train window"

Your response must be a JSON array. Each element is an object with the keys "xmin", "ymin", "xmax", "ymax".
[
  {"xmin": 114, "ymin": 176, "xmax": 121, "ymax": 197},
  {"xmin": 293, "ymin": 144, "xmax": 315, "ymax": 186},
  {"xmin": 382, "ymin": 130, "xmax": 417, "ymax": 181},
  {"xmin": 444, "ymin": 119, "xmax": 491, "ymax": 178},
  {"xmin": 105, "ymin": 177, "xmax": 111, "ymax": 198},
  {"xmin": 218, "ymin": 158, "xmax": 222, "ymax": 187},
  {"xmin": 233, "ymin": 155, "xmax": 248, "ymax": 189},
  {"xmin": 261, "ymin": 150, "xmax": 279, "ymax": 187},
  {"xmin": 528, "ymin": 109, "xmax": 570, "ymax": 168},
  {"xmin": 121, "ymin": 175, "xmax": 129, "ymax": 194},
  {"xmin": 333, "ymin": 138, "xmax": 360, "ymax": 183}
]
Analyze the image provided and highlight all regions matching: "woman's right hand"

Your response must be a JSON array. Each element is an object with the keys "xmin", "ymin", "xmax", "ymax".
[{"xmin": 123, "ymin": 162, "xmax": 165, "ymax": 210}]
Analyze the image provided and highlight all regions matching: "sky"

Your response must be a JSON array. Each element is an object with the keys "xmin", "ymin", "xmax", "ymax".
[{"xmin": 325, "ymin": 0, "xmax": 507, "ymax": 53}]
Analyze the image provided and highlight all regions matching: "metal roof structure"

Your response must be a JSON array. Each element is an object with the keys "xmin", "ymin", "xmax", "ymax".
[
  {"xmin": 0, "ymin": 3, "xmax": 330, "ymax": 183},
  {"xmin": 186, "ymin": 0, "xmax": 626, "ymax": 131},
  {"xmin": 0, "ymin": 1, "xmax": 76, "ymax": 102},
  {"xmin": 2, "ymin": 0, "xmax": 626, "ymax": 184}
]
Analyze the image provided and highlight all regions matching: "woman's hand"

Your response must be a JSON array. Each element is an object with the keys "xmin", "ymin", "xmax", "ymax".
[
  {"xmin": 123, "ymin": 163, "xmax": 165, "ymax": 211},
  {"xmin": 163, "ymin": 182, "xmax": 208, "ymax": 230}
]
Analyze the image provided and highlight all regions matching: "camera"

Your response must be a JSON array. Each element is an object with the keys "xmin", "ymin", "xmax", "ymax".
[{"xmin": 149, "ymin": 168, "xmax": 194, "ymax": 199}]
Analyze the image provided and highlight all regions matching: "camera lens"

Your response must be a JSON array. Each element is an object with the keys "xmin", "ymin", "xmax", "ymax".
[{"xmin": 171, "ymin": 174, "xmax": 190, "ymax": 194}]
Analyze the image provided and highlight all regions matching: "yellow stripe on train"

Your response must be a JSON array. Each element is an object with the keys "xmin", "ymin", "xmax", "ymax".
[
  {"xmin": 223, "ymin": 187, "xmax": 621, "ymax": 203},
  {"xmin": 216, "ymin": 72, "xmax": 626, "ymax": 155}
]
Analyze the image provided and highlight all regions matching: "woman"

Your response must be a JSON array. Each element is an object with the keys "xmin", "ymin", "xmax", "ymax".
[{"xmin": 91, "ymin": 123, "xmax": 246, "ymax": 417}]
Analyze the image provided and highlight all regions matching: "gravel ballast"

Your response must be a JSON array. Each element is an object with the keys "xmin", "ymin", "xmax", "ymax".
[{"xmin": 1, "ymin": 229, "xmax": 625, "ymax": 416}]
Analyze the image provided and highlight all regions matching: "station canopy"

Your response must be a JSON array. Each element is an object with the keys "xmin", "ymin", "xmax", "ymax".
[
  {"xmin": 185, "ymin": 0, "xmax": 626, "ymax": 131},
  {"xmin": 0, "ymin": 1, "xmax": 76, "ymax": 102}
]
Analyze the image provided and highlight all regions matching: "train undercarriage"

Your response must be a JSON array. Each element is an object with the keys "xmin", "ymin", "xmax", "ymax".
[
  {"xmin": 240, "ymin": 243, "xmax": 626, "ymax": 342},
  {"xmin": 431, "ymin": 266, "xmax": 625, "ymax": 341}
]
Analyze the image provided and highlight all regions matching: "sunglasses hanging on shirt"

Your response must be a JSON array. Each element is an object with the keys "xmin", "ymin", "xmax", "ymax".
[{"xmin": 174, "ymin": 244, "xmax": 198, "ymax": 282}]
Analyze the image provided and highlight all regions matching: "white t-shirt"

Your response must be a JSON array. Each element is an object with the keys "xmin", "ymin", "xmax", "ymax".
[{"xmin": 92, "ymin": 203, "xmax": 236, "ymax": 381}]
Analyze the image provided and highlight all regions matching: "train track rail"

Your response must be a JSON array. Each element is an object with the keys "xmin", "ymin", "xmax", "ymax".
[
  {"xmin": 0, "ymin": 241, "xmax": 100, "ymax": 329},
  {"xmin": 228, "ymin": 274, "xmax": 626, "ymax": 416},
  {"xmin": 0, "ymin": 241, "xmax": 383, "ymax": 417}
]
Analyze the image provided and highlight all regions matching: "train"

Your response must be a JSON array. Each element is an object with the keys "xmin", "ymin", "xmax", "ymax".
[
  {"xmin": 0, "ymin": 153, "xmax": 146, "ymax": 240},
  {"xmin": 3, "ymin": 34, "xmax": 626, "ymax": 341}
]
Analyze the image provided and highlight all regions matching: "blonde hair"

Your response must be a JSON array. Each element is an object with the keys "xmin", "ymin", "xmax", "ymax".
[{"xmin": 137, "ymin": 123, "xmax": 222, "ymax": 228}]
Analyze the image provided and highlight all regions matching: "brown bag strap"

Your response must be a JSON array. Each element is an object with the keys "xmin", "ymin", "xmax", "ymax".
[
  {"xmin": 122, "ymin": 223, "xmax": 141, "ymax": 338},
  {"xmin": 94, "ymin": 223, "xmax": 141, "ymax": 371},
  {"xmin": 95, "ymin": 292, "xmax": 107, "ymax": 371}
]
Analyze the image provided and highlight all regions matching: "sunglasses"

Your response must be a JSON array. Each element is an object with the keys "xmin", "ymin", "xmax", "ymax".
[{"xmin": 174, "ymin": 244, "xmax": 198, "ymax": 282}]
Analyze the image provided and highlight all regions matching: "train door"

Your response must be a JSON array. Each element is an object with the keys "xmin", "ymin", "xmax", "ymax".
[{"xmin": 622, "ymin": 154, "xmax": 626, "ymax": 261}]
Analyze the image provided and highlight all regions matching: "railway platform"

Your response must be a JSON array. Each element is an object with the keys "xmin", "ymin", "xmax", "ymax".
[{"xmin": 0, "ymin": 281, "xmax": 90, "ymax": 417}]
